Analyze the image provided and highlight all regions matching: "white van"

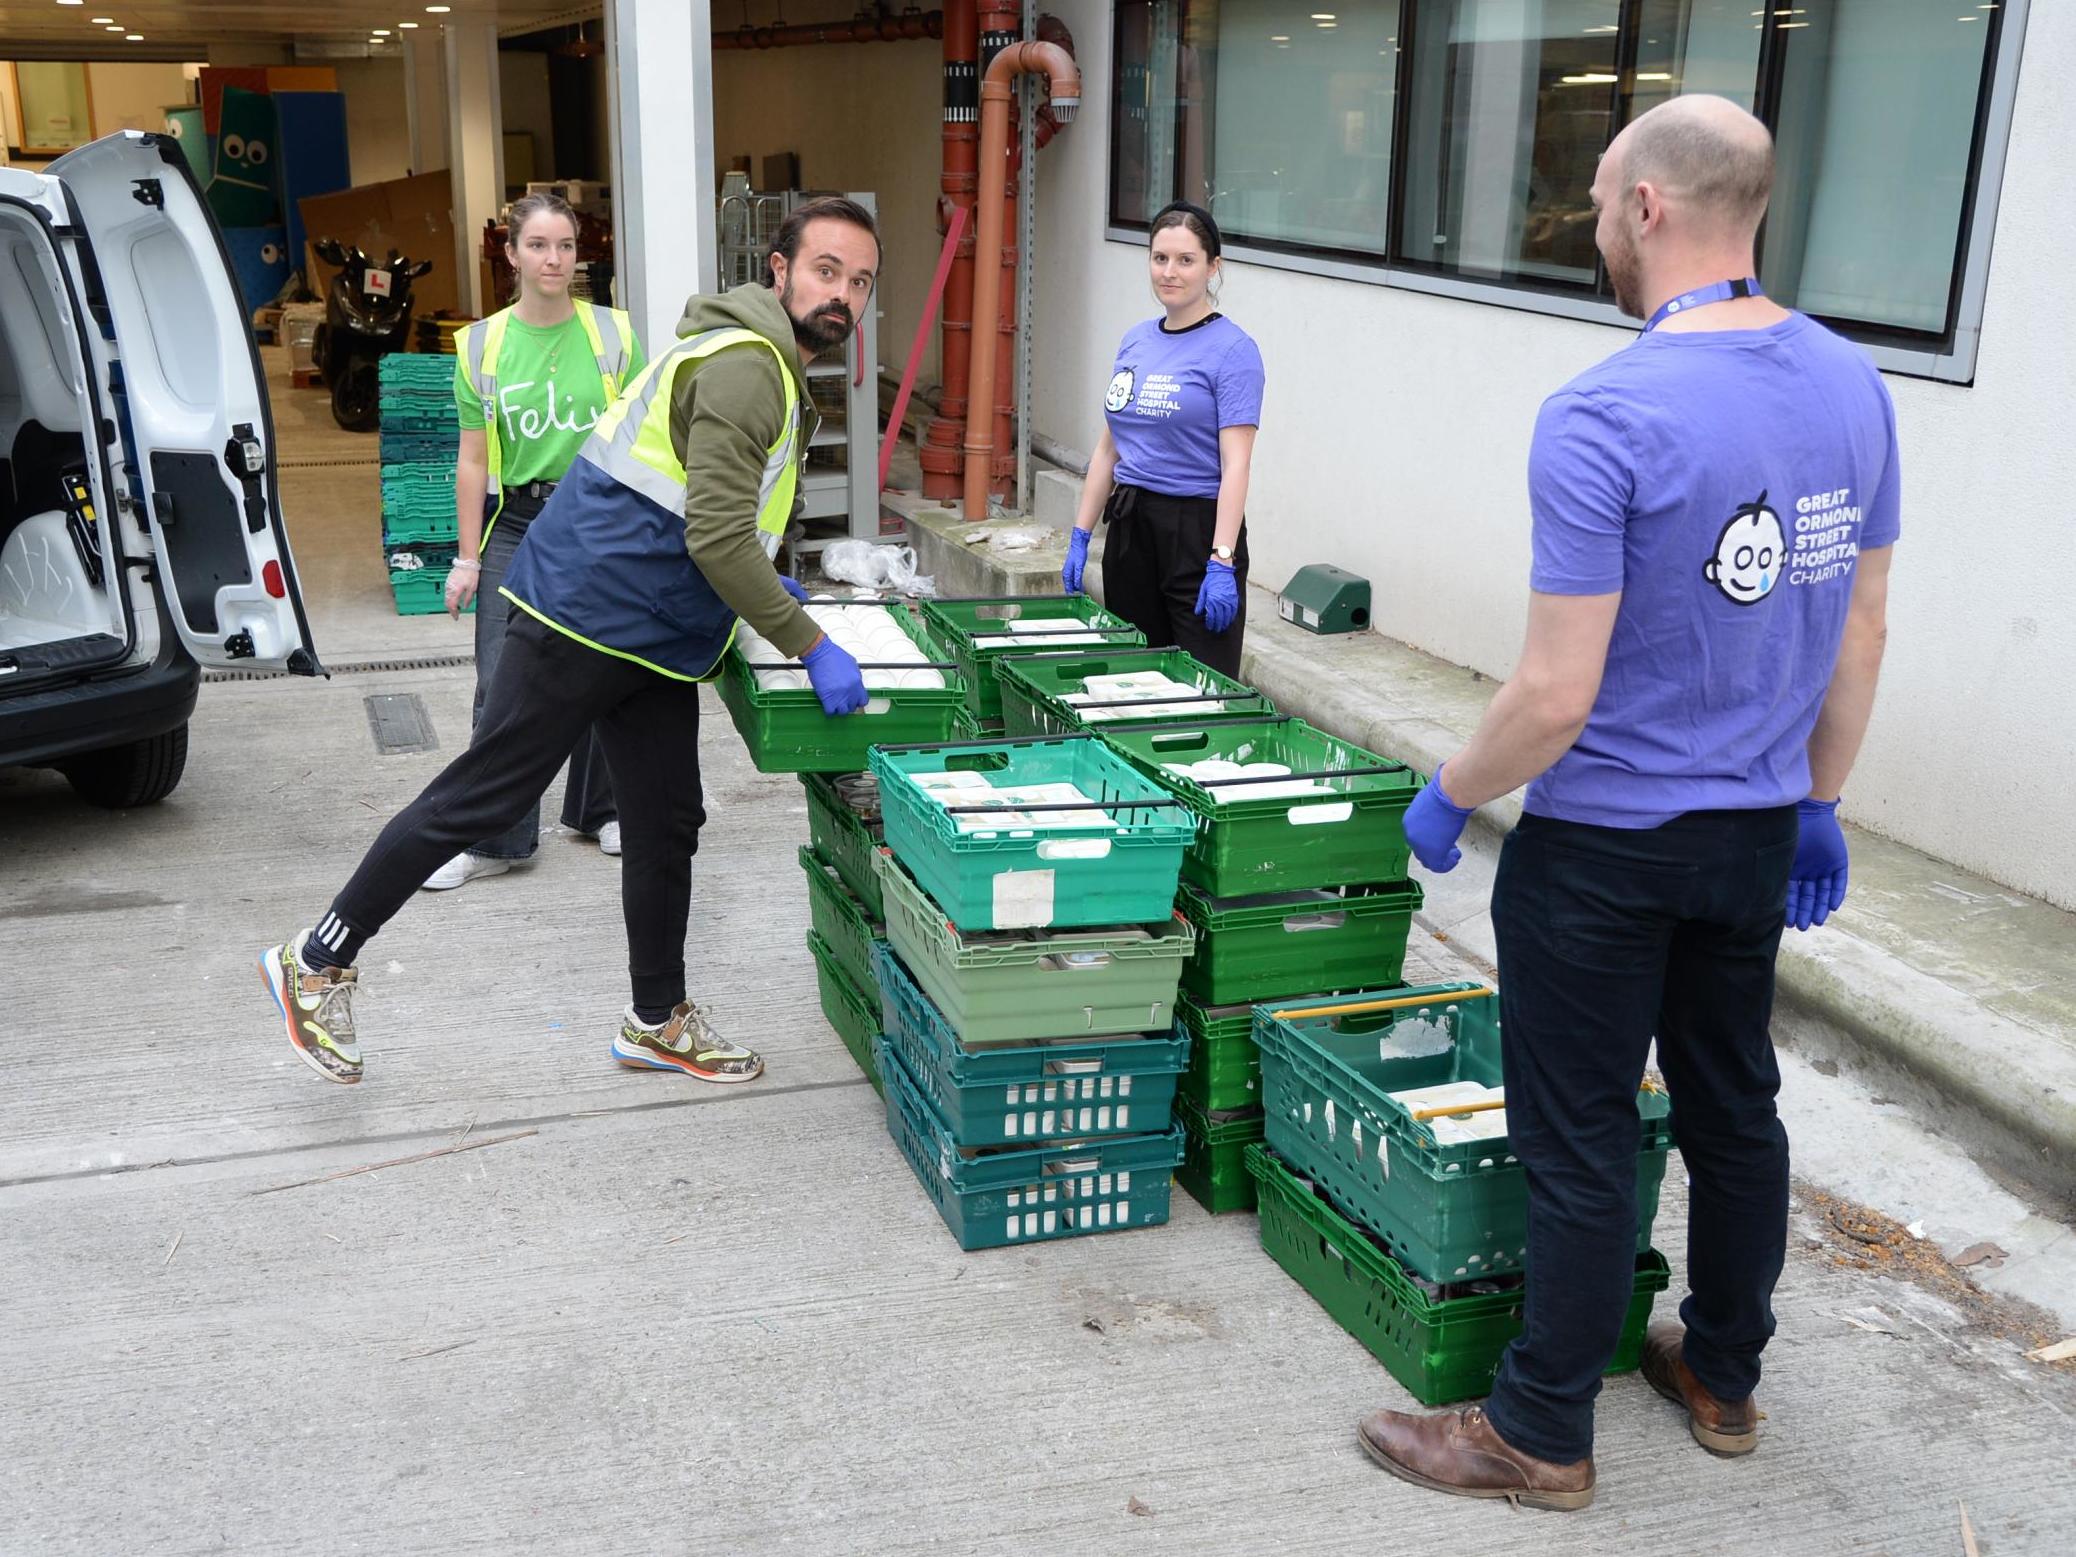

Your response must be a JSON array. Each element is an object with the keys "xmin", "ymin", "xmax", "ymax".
[{"xmin": 0, "ymin": 131, "xmax": 318, "ymax": 806}]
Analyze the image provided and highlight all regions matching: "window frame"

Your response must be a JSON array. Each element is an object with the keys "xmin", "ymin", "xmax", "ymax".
[{"xmin": 1104, "ymin": 0, "xmax": 2031, "ymax": 384}]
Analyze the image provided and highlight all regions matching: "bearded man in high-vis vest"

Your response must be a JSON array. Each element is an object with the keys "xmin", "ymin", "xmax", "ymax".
[{"xmin": 260, "ymin": 197, "xmax": 882, "ymax": 1088}]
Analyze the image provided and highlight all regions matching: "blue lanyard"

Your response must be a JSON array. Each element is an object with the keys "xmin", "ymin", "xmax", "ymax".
[{"xmin": 1644, "ymin": 277, "xmax": 1764, "ymax": 333}]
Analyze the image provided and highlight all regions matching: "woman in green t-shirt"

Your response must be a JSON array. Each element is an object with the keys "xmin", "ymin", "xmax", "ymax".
[{"xmin": 428, "ymin": 192, "xmax": 646, "ymax": 892}]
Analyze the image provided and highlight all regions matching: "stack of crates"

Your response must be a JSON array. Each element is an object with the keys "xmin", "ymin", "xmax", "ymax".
[
  {"xmin": 1247, "ymin": 984, "xmax": 1675, "ymax": 1404},
  {"xmin": 377, "ymin": 354, "xmax": 464, "ymax": 616},
  {"xmin": 862, "ymin": 734, "xmax": 1201, "ymax": 1250},
  {"xmin": 798, "ymin": 770, "xmax": 893, "ymax": 1094}
]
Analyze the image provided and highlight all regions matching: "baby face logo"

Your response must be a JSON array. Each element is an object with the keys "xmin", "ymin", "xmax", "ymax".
[
  {"xmin": 1105, "ymin": 368, "xmax": 1135, "ymax": 413},
  {"xmin": 1705, "ymin": 491, "xmax": 1785, "ymax": 606}
]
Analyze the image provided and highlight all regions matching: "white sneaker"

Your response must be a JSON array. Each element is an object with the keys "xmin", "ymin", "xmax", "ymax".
[
  {"xmin": 420, "ymin": 852, "xmax": 515, "ymax": 891},
  {"xmin": 597, "ymin": 820, "xmax": 622, "ymax": 857}
]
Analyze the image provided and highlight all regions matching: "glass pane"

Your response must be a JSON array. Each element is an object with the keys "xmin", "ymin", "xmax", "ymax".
[
  {"xmin": 1763, "ymin": 1, "xmax": 1995, "ymax": 335},
  {"xmin": 1627, "ymin": 0, "xmax": 1763, "ymax": 117},
  {"xmin": 1397, "ymin": 0, "xmax": 1627, "ymax": 286},
  {"xmin": 1111, "ymin": 1, "xmax": 1188, "ymax": 226},
  {"xmin": 1193, "ymin": 2, "xmax": 1403, "ymax": 257}
]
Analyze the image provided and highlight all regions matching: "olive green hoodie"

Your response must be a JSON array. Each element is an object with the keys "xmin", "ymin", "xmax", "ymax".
[{"xmin": 668, "ymin": 284, "xmax": 824, "ymax": 659}]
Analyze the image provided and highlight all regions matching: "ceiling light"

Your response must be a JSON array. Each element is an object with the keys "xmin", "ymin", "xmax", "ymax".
[
  {"xmin": 1584, "ymin": 23, "xmax": 1618, "ymax": 32},
  {"xmin": 399, "ymin": 20, "xmax": 418, "ymax": 27},
  {"xmin": 126, "ymin": 32, "xmax": 141, "ymax": 40},
  {"xmin": 1310, "ymin": 12, "xmax": 1335, "ymax": 19},
  {"xmin": 1635, "ymin": 72, "xmax": 1673, "ymax": 81},
  {"xmin": 1560, "ymin": 72, "xmax": 1620, "ymax": 85},
  {"xmin": 426, "ymin": 5, "xmax": 450, "ymax": 11},
  {"xmin": 1269, "ymin": 34, "xmax": 1289, "ymax": 41},
  {"xmin": 372, "ymin": 27, "xmax": 390, "ymax": 34},
  {"xmin": 57, "ymin": 1, "xmax": 84, "ymax": 8}
]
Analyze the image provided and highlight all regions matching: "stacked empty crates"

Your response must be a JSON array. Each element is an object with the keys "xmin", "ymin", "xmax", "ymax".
[
  {"xmin": 995, "ymin": 648, "xmax": 1426, "ymax": 1217},
  {"xmin": 863, "ymin": 734, "xmax": 1200, "ymax": 1249},
  {"xmin": 377, "ymin": 354, "xmax": 464, "ymax": 617},
  {"xmin": 1246, "ymin": 985, "xmax": 1675, "ymax": 1404},
  {"xmin": 799, "ymin": 770, "xmax": 893, "ymax": 1095}
]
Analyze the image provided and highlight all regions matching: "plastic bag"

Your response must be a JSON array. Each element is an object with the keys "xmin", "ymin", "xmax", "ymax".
[
  {"xmin": 820, "ymin": 539, "xmax": 936, "ymax": 597},
  {"xmin": 986, "ymin": 525, "xmax": 1054, "ymax": 556}
]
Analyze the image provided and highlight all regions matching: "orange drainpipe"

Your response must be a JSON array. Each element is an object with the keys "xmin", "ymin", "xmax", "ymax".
[
  {"xmin": 962, "ymin": 39, "xmax": 1080, "ymax": 520},
  {"xmin": 919, "ymin": 2, "xmax": 980, "ymax": 501}
]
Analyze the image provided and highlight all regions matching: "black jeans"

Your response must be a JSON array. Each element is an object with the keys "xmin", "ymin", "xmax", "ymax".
[
  {"xmin": 1100, "ymin": 484, "xmax": 1248, "ymax": 679},
  {"xmin": 470, "ymin": 491, "xmax": 617, "ymax": 858},
  {"xmin": 324, "ymin": 612, "xmax": 707, "ymax": 1014},
  {"xmin": 1482, "ymin": 806, "xmax": 1798, "ymax": 1465}
]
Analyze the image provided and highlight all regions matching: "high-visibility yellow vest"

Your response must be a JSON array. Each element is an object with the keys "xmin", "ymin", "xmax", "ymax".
[
  {"xmin": 497, "ymin": 326, "xmax": 802, "ymax": 682},
  {"xmin": 458, "ymin": 301, "xmax": 638, "ymax": 540}
]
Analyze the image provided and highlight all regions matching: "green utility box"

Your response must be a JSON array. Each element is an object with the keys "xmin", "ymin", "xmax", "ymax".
[{"xmin": 1279, "ymin": 564, "xmax": 1371, "ymax": 635}]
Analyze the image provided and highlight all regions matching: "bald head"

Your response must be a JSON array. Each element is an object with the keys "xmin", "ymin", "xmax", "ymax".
[{"xmin": 1612, "ymin": 95, "xmax": 1775, "ymax": 235}]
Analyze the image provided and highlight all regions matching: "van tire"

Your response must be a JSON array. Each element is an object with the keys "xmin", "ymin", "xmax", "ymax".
[{"xmin": 61, "ymin": 724, "xmax": 189, "ymax": 808}]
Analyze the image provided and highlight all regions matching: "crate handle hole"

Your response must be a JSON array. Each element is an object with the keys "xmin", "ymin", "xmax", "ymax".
[
  {"xmin": 1282, "ymin": 913, "xmax": 1347, "ymax": 933},
  {"xmin": 1037, "ymin": 838, "xmax": 1112, "ymax": 861},
  {"xmin": 1148, "ymin": 731, "xmax": 1211, "ymax": 752},
  {"xmin": 1287, "ymin": 802, "xmax": 1356, "ymax": 827},
  {"xmin": 945, "ymin": 751, "xmax": 1012, "ymax": 773}
]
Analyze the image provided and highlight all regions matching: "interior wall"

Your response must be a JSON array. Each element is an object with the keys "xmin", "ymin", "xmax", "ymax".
[
  {"xmin": 499, "ymin": 51, "xmax": 557, "ymax": 186},
  {"xmin": 85, "ymin": 62, "xmax": 194, "ymax": 136},
  {"xmin": 711, "ymin": 33, "xmax": 942, "ymax": 384},
  {"xmin": 333, "ymin": 57, "xmax": 413, "ymax": 186}
]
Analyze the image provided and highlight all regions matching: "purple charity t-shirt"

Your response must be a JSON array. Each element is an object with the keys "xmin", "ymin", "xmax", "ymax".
[
  {"xmin": 1104, "ymin": 313, "xmax": 1265, "ymax": 500},
  {"xmin": 1525, "ymin": 311, "xmax": 1902, "ymax": 828}
]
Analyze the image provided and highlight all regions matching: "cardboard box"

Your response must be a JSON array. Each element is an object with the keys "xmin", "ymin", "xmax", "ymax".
[{"xmin": 298, "ymin": 170, "xmax": 459, "ymax": 318}]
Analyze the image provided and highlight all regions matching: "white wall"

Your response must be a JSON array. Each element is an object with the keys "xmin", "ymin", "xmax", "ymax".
[
  {"xmin": 334, "ymin": 57, "xmax": 413, "ymax": 185},
  {"xmin": 86, "ymin": 62, "xmax": 194, "ymax": 136},
  {"xmin": 1028, "ymin": 0, "xmax": 2076, "ymax": 910}
]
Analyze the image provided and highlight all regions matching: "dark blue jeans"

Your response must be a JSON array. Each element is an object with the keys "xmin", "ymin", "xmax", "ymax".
[
  {"xmin": 1482, "ymin": 806, "xmax": 1798, "ymax": 1465},
  {"xmin": 469, "ymin": 495, "xmax": 616, "ymax": 859}
]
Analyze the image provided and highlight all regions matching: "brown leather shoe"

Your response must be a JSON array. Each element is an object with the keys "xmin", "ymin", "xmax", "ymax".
[
  {"xmin": 1641, "ymin": 1323, "xmax": 1759, "ymax": 1457},
  {"xmin": 1356, "ymin": 1405, "xmax": 1594, "ymax": 1511}
]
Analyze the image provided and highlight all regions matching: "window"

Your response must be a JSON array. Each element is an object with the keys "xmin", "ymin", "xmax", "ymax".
[{"xmin": 1110, "ymin": 0, "xmax": 2020, "ymax": 370}]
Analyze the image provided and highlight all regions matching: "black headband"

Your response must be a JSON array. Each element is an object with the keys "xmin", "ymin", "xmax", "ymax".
[{"xmin": 1150, "ymin": 200, "xmax": 1222, "ymax": 259}]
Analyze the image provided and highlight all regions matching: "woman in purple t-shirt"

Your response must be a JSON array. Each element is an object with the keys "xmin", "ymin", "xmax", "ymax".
[{"xmin": 1061, "ymin": 203, "xmax": 1264, "ymax": 677}]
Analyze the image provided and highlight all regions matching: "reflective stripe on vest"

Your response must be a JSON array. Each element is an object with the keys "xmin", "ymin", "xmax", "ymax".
[
  {"xmin": 494, "ymin": 326, "xmax": 802, "ymax": 683},
  {"xmin": 459, "ymin": 301, "xmax": 636, "ymax": 538}
]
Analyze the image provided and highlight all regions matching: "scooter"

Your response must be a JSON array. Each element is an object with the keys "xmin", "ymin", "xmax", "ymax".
[{"xmin": 311, "ymin": 237, "xmax": 433, "ymax": 432}]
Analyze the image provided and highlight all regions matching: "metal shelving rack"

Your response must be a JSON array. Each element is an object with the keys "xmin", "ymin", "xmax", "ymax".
[{"xmin": 718, "ymin": 184, "xmax": 882, "ymax": 576}]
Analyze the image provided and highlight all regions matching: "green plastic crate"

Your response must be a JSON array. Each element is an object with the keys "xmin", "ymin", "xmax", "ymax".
[
  {"xmin": 801, "ymin": 772, "xmax": 887, "ymax": 917},
  {"xmin": 809, "ymin": 928, "xmax": 882, "ymax": 1096},
  {"xmin": 1175, "ymin": 993, "xmax": 1262, "ymax": 1114},
  {"xmin": 1248, "ymin": 1145, "xmax": 1669, "ymax": 1406},
  {"xmin": 1255, "ymin": 984, "xmax": 1673, "ymax": 1282},
  {"xmin": 1100, "ymin": 717, "xmax": 1423, "ymax": 895},
  {"xmin": 873, "ymin": 942, "xmax": 1187, "ymax": 1146},
  {"xmin": 1176, "ymin": 1100, "xmax": 1265, "ymax": 1214},
  {"xmin": 876, "ymin": 1037, "xmax": 1185, "ymax": 1250},
  {"xmin": 920, "ymin": 595, "xmax": 1145, "ymax": 723},
  {"xmin": 873, "ymin": 848, "xmax": 1194, "ymax": 1045},
  {"xmin": 995, "ymin": 646, "xmax": 1273, "ymax": 739},
  {"xmin": 389, "ymin": 569, "xmax": 471, "ymax": 617},
  {"xmin": 717, "ymin": 604, "xmax": 968, "ymax": 774},
  {"xmin": 1175, "ymin": 879, "xmax": 1423, "ymax": 1006},
  {"xmin": 799, "ymin": 845, "xmax": 884, "ymax": 996},
  {"xmin": 868, "ymin": 736, "xmax": 1194, "ymax": 931}
]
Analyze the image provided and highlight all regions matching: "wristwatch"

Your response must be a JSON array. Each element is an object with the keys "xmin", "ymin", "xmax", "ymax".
[{"xmin": 1210, "ymin": 544, "xmax": 1235, "ymax": 564}]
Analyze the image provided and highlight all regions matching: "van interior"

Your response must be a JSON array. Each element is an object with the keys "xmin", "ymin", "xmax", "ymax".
[{"xmin": 0, "ymin": 204, "xmax": 122, "ymax": 662}]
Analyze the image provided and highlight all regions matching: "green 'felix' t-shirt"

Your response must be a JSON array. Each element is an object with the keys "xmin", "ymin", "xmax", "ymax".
[{"xmin": 454, "ymin": 310, "xmax": 647, "ymax": 487}]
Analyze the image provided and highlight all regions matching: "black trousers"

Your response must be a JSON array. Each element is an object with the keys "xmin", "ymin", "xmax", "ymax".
[
  {"xmin": 1100, "ymin": 483, "xmax": 1248, "ymax": 679},
  {"xmin": 325, "ymin": 612, "xmax": 706, "ymax": 1013},
  {"xmin": 1482, "ymin": 806, "xmax": 1797, "ymax": 1465}
]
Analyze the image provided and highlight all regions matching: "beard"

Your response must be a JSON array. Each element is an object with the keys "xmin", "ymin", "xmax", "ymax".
[
  {"xmin": 782, "ymin": 280, "xmax": 852, "ymax": 353},
  {"xmin": 1604, "ymin": 227, "xmax": 1644, "ymax": 320}
]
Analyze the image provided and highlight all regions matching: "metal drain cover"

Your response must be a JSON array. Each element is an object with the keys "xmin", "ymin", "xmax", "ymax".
[{"xmin": 363, "ymin": 693, "xmax": 438, "ymax": 755}]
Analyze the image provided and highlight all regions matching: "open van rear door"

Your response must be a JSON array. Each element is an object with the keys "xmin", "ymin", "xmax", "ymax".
[{"xmin": 46, "ymin": 131, "xmax": 320, "ymax": 674}]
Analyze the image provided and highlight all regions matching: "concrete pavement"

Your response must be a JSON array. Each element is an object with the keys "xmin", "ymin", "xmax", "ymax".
[{"xmin": 4, "ymin": 654, "xmax": 2074, "ymax": 1555}]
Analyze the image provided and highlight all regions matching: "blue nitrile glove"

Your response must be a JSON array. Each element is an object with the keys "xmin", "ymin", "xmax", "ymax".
[
  {"xmin": 1402, "ymin": 765, "xmax": 1476, "ymax": 874},
  {"xmin": 1195, "ymin": 557, "xmax": 1239, "ymax": 634},
  {"xmin": 778, "ymin": 573, "xmax": 811, "ymax": 603},
  {"xmin": 801, "ymin": 634, "xmax": 868, "ymax": 715},
  {"xmin": 1788, "ymin": 797, "xmax": 1849, "ymax": 931},
  {"xmin": 1062, "ymin": 527, "xmax": 1092, "ymax": 593}
]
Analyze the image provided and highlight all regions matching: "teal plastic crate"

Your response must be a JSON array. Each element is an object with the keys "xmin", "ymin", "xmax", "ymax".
[
  {"xmin": 1100, "ymin": 716, "xmax": 1423, "ymax": 895},
  {"xmin": 873, "ymin": 943, "xmax": 1187, "ymax": 1146},
  {"xmin": 801, "ymin": 772, "xmax": 887, "ymax": 917},
  {"xmin": 1248, "ymin": 1146, "xmax": 1669, "ymax": 1406},
  {"xmin": 1176, "ymin": 1100, "xmax": 1264, "ymax": 1214},
  {"xmin": 1175, "ymin": 992, "xmax": 1261, "ymax": 1115},
  {"xmin": 920, "ymin": 596, "xmax": 1145, "ymax": 723},
  {"xmin": 1254, "ymin": 984, "xmax": 1673, "ymax": 1282},
  {"xmin": 867, "ymin": 736, "xmax": 1194, "ymax": 931},
  {"xmin": 389, "ymin": 568, "xmax": 470, "ymax": 617},
  {"xmin": 800, "ymin": 844, "xmax": 884, "ymax": 997},
  {"xmin": 1175, "ymin": 879, "xmax": 1423, "ymax": 1006},
  {"xmin": 876, "ymin": 1038, "xmax": 1185, "ymax": 1250},
  {"xmin": 809, "ymin": 928, "xmax": 882, "ymax": 1096},
  {"xmin": 995, "ymin": 646, "xmax": 1273, "ymax": 739},
  {"xmin": 873, "ymin": 847, "xmax": 1193, "ymax": 1045},
  {"xmin": 717, "ymin": 604, "xmax": 968, "ymax": 774}
]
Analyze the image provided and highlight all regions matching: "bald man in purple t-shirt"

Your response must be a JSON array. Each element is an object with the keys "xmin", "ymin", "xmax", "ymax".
[{"xmin": 1358, "ymin": 96, "xmax": 1898, "ymax": 1509}]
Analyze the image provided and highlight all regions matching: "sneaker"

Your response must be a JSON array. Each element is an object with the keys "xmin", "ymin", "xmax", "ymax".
[
  {"xmin": 597, "ymin": 820, "xmax": 622, "ymax": 857},
  {"xmin": 612, "ymin": 1002, "xmax": 764, "ymax": 1083},
  {"xmin": 259, "ymin": 930, "xmax": 363, "ymax": 1085},
  {"xmin": 420, "ymin": 852, "xmax": 514, "ymax": 891}
]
